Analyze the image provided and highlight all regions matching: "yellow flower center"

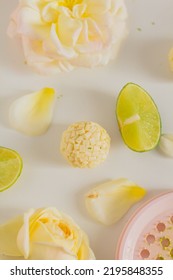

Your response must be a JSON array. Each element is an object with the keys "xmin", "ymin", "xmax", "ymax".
[
  {"xmin": 58, "ymin": 222, "xmax": 72, "ymax": 238},
  {"xmin": 58, "ymin": 0, "xmax": 83, "ymax": 10}
]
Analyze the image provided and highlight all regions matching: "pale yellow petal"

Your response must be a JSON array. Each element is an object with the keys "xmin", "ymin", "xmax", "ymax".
[
  {"xmin": 17, "ymin": 209, "xmax": 35, "ymax": 259},
  {"xmin": 58, "ymin": 14, "xmax": 82, "ymax": 46},
  {"xmin": 77, "ymin": 233, "xmax": 95, "ymax": 260},
  {"xmin": 84, "ymin": 0, "xmax": 111, "ymax": 14},
  {"xmin": 9, "ymin": 87, "xmax": 56, "ymax": 136},
  {"xmin": 0, "ymin": 215, "xmax": 23, "ymax": 257},
  {"xmin": 73, "ymin": 4, "xmax": 87, "ymax": 18},
  {"xmin": 15, "ymin": 6, "xmax": 49, "ymax": 40},
  {"xmin": 159, "ymin": 134, "xmax": 173, "ymax": 157},
  {"xmin": 85, "ymin": 178, "xmax": 146, "ymax": 225},
  {"xmin": 50, "ymin": 24, "xmax": 77, "ymax": 58},
  {"xmin": 30, "ymin": 242, "xmax": 77, "ymax": 260}
]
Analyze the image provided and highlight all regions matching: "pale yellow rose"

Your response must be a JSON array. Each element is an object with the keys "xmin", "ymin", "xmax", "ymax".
[
  {"xmin": 7, "ymin": 0, "xmax": 128, "ymax": 74},
  {"xmin": 0, "ymin": 208, "xmax": 95, "ymax": 260}
]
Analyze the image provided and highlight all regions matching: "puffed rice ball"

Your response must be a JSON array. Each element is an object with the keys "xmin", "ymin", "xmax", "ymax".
[{"xmin": 60, "ymin": 121, "xmax": 111, "ymax": 168}]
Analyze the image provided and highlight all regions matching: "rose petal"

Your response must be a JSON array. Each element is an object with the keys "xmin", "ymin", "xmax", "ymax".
[
  {"xmin": 0, "ymin": 216, "xmax": 23, "ymax": 257},
  {"xmin": 159, "ymin": 134, "xmax": 173, "ymax": 157},
  {"xmin": 17, "ymin": 209, "xmax": 35, "ymax": 259},
  {"xmin": 84, "ymin": 0, "xmax": 112, "ymax": 14},
  {"xmin": 51, "ymin": 23, "xmax": 77, "ymax": 58},
  {"xmin": 77, "ymin": 234, "xmax": 95, "ymax": 260},
  {"xmin": 13, "ymin": 6, "xmax": 48, "ymax": 40},
  {"xmin": 22, "ymin": 37, "xmax": 54, "ymax": 64},
  {"xmin": 58, "ymin": 14, "xmax": 83, "ymax": 47},
  {"xmin": 19, "ymin": 0, "xmax": 40, "ymax": 10},
  {"xmin": 73, "ymin": 4, "xmax": 87, "ymax": 18},
  {"xmin": 9, "ymin": 87, "xmax": 56, "ymax": 136},
  {"xmin": 85, "ymin": 178, "xmax": 146, "ymax": 225},
  {"xmin": 7, "ymin": 7, "xmax": 21, "ymax": 37},
  {"xmin": 111, "ymin": 0, "xmax": 128, "ymax": 18},
  {"xmin": 30, "ymin": 242, "xmax": 77, "ymax": 260}
]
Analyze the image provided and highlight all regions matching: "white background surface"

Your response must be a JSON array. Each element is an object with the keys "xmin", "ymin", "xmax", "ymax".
[{"xmin": 0, "ymin": 0, "xmax": 173, "ymax": 260}]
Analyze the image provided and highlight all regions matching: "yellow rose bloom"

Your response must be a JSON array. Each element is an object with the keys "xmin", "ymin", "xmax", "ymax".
[
  {"xmin": 7, "ymin": 0, "xmax": 128, "ymax": 74},
  {"xmin": 0, "ymin": 208, "xmax": 95, "ymax": 260}
]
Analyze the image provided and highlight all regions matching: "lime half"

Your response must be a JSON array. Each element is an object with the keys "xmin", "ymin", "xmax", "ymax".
[
  {"xmin": 116, "ymin": 83, "xmax": 161, "ymax": 152},
  {"xmin": 0, "ymin": 147, "xmax": 23, "ymax": 192}
]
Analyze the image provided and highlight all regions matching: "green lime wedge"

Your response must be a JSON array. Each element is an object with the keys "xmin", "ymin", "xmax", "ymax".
[
  {"xmin": 0, "ymin": 147, "xmax": 23, "ymax": 192},
  {"xmin": 116, "ymin": 83, "xmax": 161, "ymax": 152}
]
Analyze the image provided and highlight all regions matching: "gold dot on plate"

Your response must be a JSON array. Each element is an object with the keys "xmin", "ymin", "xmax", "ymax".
[
  {"xmin": 160, "ymin": 237, "xmax": 170, "ymax": 248},
  {"xmin": 146, "ymin": 234, "xmax": 155, "ymax": 244},
  {"xmin": 156, "ymin": 255, "xmax": 164, "ymax": 260},
  {"xmin": 140, "ymin": 249, "xmax": 150, "ymax": 259},
  {"xmin": 156, "ymin": 222, "xmax": 166, "ymax": 232},
  {"xmin": 170, "ymin": 249, "xmax": 173, "ymax": 258}
]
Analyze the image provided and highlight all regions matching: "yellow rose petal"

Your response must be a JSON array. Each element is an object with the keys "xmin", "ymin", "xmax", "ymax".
[
  {"xmin": 0, "ymin": 207, "xmax": 95, "ymax": 260},
  {"xmin": 77, "ymin": 236, "xmax": 95, "ymax": 260},
  {"xmin": 0, "ymin": 215, "xmax": 23, "ymax": 256},
  {"xmin": 85, "ymin": 178, "xmax": 146, "ymax": 225},
  {"xmin": 9, "ymin": 87, "xmax": 56, "ymax": 136},
  {"xmin": 17, "ymin": 209, "xmax": 35, "ymax": 259},
  {"xmin": 29, "ymin": 242, "xmax": 77, "ymax": 260}
]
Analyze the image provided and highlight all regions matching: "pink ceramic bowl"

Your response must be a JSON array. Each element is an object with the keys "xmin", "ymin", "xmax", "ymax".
[{"xmin": 116, "ymin": 191, "xmax": 173, "ymax": 260}]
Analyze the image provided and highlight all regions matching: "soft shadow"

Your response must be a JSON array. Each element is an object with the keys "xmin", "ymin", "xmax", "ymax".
[
  {"xmin": 0, "ymin": 207, "xmax": 24, "ymax": 222},
  {"xmin": 25, "ymin": 123, "xmax": 69, "ymax": 167},
  {"xmin": 109, "ymin": 37, "xmax": 173, "ymax": 82},
  {"xmin": 140, "ymin": 38, "xmax": 173, "ymax": 81}
]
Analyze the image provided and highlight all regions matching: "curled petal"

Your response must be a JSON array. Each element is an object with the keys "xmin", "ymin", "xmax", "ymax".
[
  {"xmin": 51, "ymin": 24, "xmax": 77, "ymax": 58},
  {"xmin": 84, "ymin": 0, "xmax": 112, "ymax": 15},
  {"xmin": 77, "ymin": 235, "xmax": 96, "ymax": 260},
  {"xmin": 9, "ymin": 87, "xmax": 56, "ymax": 136},
  {"xmin": 0, "ymin": 215, "xmax": 23, "ymax": 257},
  {"xmin": 85, "ymin": 178, "xmax": 146, "ymax": 225},
  {"xmin": 58, "ymin": 14, "xmax": 83, "ymax": 47},
  {"xmin": 73, "ymin": 4, "xmax": 87, "ymax": 18},
  {"xmin": 159, "ymin": 134, "xmax": 173, "ymax": 157},
  {"xmin": 111, "ymin": 0, "xmax": 128, "ymax": 18},
  {"xmin": 17, "ymin": 209, "xmax": 35, "ymax": 259}
]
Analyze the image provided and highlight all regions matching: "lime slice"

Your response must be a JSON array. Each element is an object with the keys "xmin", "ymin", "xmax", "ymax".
[
  {"xmin": 116, "ymin": 83, "xmax": 161, "ymax": 152},
  {"xmin": 0, "ymin": 147, "xmax": 23, "ymax": 192}
]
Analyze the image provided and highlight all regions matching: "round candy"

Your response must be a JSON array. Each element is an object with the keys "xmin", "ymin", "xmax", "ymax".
[{"xmin": 60, "ymin": 121, "xmax": 110, "ymax": 168}]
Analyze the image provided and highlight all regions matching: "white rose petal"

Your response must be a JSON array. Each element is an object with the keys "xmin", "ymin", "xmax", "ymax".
[
  {"xmin": 0, "ymin": 208, "xmax": 95, "ymax": 260},
  {"xmin": 159, "ymin": 134, "xmax": 173, "ymax": 157},
  {"xmin": 85, "ymin": 178, "xmax": 146, "ymax": 225},
  {"xmin": 9, "ymin": 88, "xmax": 56, "ymax": 136}
]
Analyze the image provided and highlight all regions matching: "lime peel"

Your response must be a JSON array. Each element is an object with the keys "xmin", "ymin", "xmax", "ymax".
[
  {"xmin": 0, "ymin": 147, "xmax": 23, "ymax": 192},
  {"xmin": 116, "ymin": 83, "xmax": 161, "ymax": 152}
]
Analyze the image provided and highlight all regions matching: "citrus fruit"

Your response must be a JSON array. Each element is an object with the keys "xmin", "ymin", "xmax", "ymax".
[
  {"xmin": 0, "ymin": 147, "xmax": 23, "ymax": 192},
  {"xmin": 116, "ymin": 83, "xmax": 161, "ymax": 152}
]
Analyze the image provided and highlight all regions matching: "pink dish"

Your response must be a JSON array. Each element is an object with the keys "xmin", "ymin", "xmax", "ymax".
[{"xmin": 116, "ymin": 192, "xmax": 173, "ymax": 260}]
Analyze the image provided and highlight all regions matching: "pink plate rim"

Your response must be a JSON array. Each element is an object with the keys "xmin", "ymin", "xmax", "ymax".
[{"xmin": 115, "ymin": 191, "xmax": 173, "ymax": 259}]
